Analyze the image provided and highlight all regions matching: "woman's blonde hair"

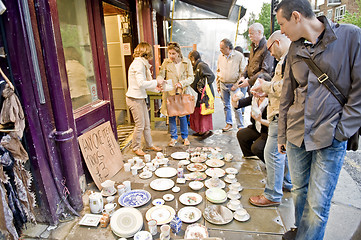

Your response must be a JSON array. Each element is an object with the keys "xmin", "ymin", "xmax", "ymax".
[
  {"xmin": 133, "ymin": 42, "xmax": 153, "ymax": 60},
  {"xmin": 167, "ymin": 42, "xmax": 182, "ymax": 58}
]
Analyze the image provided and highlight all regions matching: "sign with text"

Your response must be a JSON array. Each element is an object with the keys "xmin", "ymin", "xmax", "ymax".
[{"xmin": 78, "ymin": 121, "xmax": 124, "ymax": 189}]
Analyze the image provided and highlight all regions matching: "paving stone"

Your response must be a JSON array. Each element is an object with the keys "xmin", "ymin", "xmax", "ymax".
[{"xmin": 22, "ymin": 223, "xmax": 48, "ymax": 238}]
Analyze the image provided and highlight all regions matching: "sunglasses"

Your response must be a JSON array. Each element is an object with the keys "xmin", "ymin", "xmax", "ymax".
[{"xmin": 267, "ymin": 40, "xmax": 278, "ymax": 51}]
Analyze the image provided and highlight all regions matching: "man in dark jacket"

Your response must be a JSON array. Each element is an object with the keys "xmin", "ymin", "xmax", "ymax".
[{"xmin": 276, "ymin": 0, "xmax": 361, "ymax": 239}]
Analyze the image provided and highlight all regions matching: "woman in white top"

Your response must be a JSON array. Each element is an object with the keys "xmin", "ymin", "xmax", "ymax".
[{"xmin": 126, "ymin": 42, "xmax": 163, "ymax": 156}]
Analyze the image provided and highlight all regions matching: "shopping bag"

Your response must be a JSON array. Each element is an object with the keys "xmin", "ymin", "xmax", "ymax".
[
  {"xmin": 167, "ymin": 93, "xmax": 195, "ymax": 117},
  {"xmin": 200, "ymin": 79, "xmax": 214, "ymax": 115}
]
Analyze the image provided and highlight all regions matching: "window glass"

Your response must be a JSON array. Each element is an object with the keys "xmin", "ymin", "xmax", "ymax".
[{"xmin": 57, "ymin": 0, "xmax": 98, "ymax": 109}]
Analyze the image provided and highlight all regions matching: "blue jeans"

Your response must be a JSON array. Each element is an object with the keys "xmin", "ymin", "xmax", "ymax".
[
  {"xmin": 220, "ymin": 83, "xmax": 244, "ymax": 128},
  {"xmin": 286, "ymin": 138, "xmax": 346, "ymax": 240},
  {"xmin": 169, "ymin": 116, "xmax": 188, "ymax": 140},
  {"xmin": 264, "ymin": 119, "xmax": 292, "ymax": 202}
]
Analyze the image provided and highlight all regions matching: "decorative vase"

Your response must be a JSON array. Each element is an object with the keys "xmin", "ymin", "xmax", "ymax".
[{"xmin": 170, "ymin": 215, "xmax": 182, "ymax": 233}]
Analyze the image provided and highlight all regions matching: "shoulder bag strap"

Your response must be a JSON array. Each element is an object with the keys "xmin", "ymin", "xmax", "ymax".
[{"xmin": 301, "ymin": 57, "xmax": 346, "ymax": 105}]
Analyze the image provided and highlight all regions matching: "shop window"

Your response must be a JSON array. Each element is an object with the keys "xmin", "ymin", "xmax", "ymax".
[
  {"xmin": 57, "ymin": 0, "xmax": 98, "ymax": 110},
  {"xmin": 335, "ymin": 5, "xmax": 346, "ymax": 21},
  {"xmin": 327, "ymin": 9, "xmax": 333, "ymax": 19}
]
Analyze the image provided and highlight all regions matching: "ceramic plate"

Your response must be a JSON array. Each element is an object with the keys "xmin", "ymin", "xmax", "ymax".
[
  {"xmin": 139, "ymin": 171, "xmax": 153, "ymax": 179},
  {"xmin": 172, "ymin": 186, "xmax": 181, "ymax": 193},
  {"xmin": 155, "ymin": 167, "xmax": 178, "ymax": 178},
  {"xmin": 189, "ymin": 181, "xmax": 204, "ymax": 191},
  {"xmin": 79, "ymin": 214, "xmax": 102, "ymax": 227},
  {"xmin": 132, "ymin": 162, "xmax": 146, "ymax": 170},
  {"xmin": 225, "ymin": 167, "xmax": 238, "ymax": 175},
  {"xmin": 150, "ymin": 179, "xmax": 175, "ymax": 191},
  {"xmin": 179, "ymin": 160, "xmax": 190, "ymax": 166},
  {"xmin": 101, "ymin": 188, "xmax": 117, "ymax": 197},
  {"xmin": 111, "ymin": 207, "xmax": 143, "ymax": 238},
  {"xmin": 171, "ymin": 152, "xmax": 190, "ymax": 160},
  {"xmin": 205, "ymin": 179, "xmax": 226, "ymax": 189},
  {"xmin": 224, "ymin": 177, "xmax": 237, "ymax": 184},
  {"xmin": 184, "ymin": 172, "xmax": 207, "ymax": 181},
  {"xmin": 179, "ymin": 192, "xmax": 203, "ymax": 206},
  {"xmin": 185, "ymin": 223, "xmax": 209, "ymax": 239},
  {"xmin": 190, "ymin": 156, "xmax": 206, "ymax": 163},
  {"xmin": 145, "ymin": 205, "xmax": 176, "ymax": 225},
  {"xmin": 203, "ymin": 205, "xmax": 233, "ymax": 225},
  {"xmin": 187, "ymin": 163, "xmax": 207, "ymax": 172},
  {"xmin": 206, "ymin": 188, "xmax": 227, "ymax": 202},
  {"xmin": 234, "ymin": 213, "xmax": 251, "ymax": 222},
  {"xmin": 178, "ymin": 207, "xmax": 202, "ymax": 223},
  {"xmin": 134, "ymin": 231, "xmax": 152, "ymax": 240},
  {"xmin": 208, "ymin": 153, "xmax": 224, "ymax": 160},
  {"xmin": 205, "ymin": 159, "xmax": 225, "ymax": 168},
  {"xmin": 163, "ymin": 193, "xmax": 175, "ymax": 202},
  {"xmin": 152, "ymin": 198, "xmax": 165, "ymax": 206},
  {"xmin": 227, "ymin": 201, "xmax": 243, "ymax": 211},
  {"xmin": 118, "ymin": 189, "xmax": 151, "ymax": 207},
  {"xmin": 205, "ymin": 168, "xmax": 226, "ymax": 178}
]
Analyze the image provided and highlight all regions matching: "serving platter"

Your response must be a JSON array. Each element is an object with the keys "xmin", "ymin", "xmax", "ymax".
[
  {"xmin": 205, "ymin": 168, "xmax": 226, "ymax": 178},
  {"xmin": 203, "ymin": 205, "xmax": 233, "ymax": 225},
  {"xmin": 145, "ymin": 205, "xmax": 176, "ymax": 225},
  {"xmin": 150, "ymin": 179, "xmax": 175, "ymax": 191},
  {"xmin": 179, "ymin": 192, "xmax": 203, "ymax": 206},
  {"xmin": 155, "ymin": 167, "xmax": 178, "ymax": 178},
  {"xmin": 118, "ymin": 189, "xmax": 151, "ymax": 207},
  {"xmin": 178, "ymin": 207, "xmax": 202, "ymax": 223}
]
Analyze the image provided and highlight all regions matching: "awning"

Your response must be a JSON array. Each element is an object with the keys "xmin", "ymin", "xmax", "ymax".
[{"xmin": 179, "ymin": 0, "xmax": 237, "ymax": 18}]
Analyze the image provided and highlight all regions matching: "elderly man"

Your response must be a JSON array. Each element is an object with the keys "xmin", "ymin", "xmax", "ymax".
[
  {"xmin": 216, "ymin": 38, "xmax": 247, "ymax": 132},
  {"xmin": 248, "ymin": 30, "xmax": 292, "ymax": 207},
  {"xmin": 238, "ymin": 23, "xmax": 273, "ymax": 89},
  {"xmin": 276, "ymin": 0, "xmax": 361, "ymax": 239}
]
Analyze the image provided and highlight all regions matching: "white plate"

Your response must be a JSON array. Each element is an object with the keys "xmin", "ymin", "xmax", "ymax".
[
  {"xmin": 206, "ymin": 196, "xmax": 227, "ymax": 204},
  {"xmin": 189, "ymin": 181, "xmax": 204, "ymax": 191},
  {"xmin": 187, "ymin": 163, "xmax": 207, "ymax": 172},
  {"xmin": 145, "ymin": 205, "xmax": 176, "ymax": 225},
  {"xmin": 171, "ymin": 152, "xmax": 190, "ymax": 159},
  {"xmin": 150, "ymin": 179, "xmax": 175, "ymax": 191},
  {"xmin": 227, "ymin": 192, "xmax": 241, "ymax": 200},
  {"xmin": 152, "ymin": 198, "xmax": 165, "ymax": 205},
  {"xmin": 139, "ymin": 171, "xmax": 153, "ymax": 179},
  {"xmin": 225, "ymin": 167, "xmax": 239, "ymax": 175},
  {"xmin": 234, "ymin": 213, "xmax": 250, "ymax": 222},
  {"xmin": 178, "ymin": 207, "xmax": 202, "ymax": 223},
  {"xmin": 134, "ymin": 231, "xmax": 152, "ymax": 240},
  {"xmin": 205, "ymin": 168, "xmax": 226, "ymax": 178},
  {"xmin": 101, "ymin": 188, "xmax": 117, "ymax": 197},
  {"xmin": 155, "ymin": 167, "xmax": 178, "ymax": 178},
  {"xmin": 205, "ymin": 159, "xmax": 225, "ymax": 168},
  {"xmin": 205, "ymin": 179, "xmax": 226, "ymax": 189},
  {"xmin": 111, "ymin": 207, "xmax": 143, "ymax": 238},
  {"xmin": 224, "ymin": 177, "xmax": 237, "ymax": 184},
  {"xmin": 78, "ymin": 214, "xmax": 102, "ymax": 227},
  {"xmin": 132, "ymin": 162, "xmax": 146, "ymax": 170},
  {"xmin": 190, "ymin": 156, "xmax": 206, "ymax": 163},
  {"xmin": 227, "ymin": 201, "xmax": 243, "ymax": 211},
  {"xmin": 163, "ymin": 193, "xmax": 175, "ymax": 202},
  {"xmin": 184, "ymin": 172, "xmax": 207, "ymax": 181},
  {"xmin": 179, "ymin": 192, "xmax": 203, "ymax": 206},
  {"xmin": 203, "ymin": 205, "xmax": 233, "ymax": 225},
  {"xmin": 206, "ymin": 188, "xmax": 227, "ymax": 202},
  {"xmin": 185, "ymin": 223, "xmax": 209, "ymax": 239},
  {"xmin": 179, "ymin": 160, "xmax": 190, "ymax": 165},
  {"xmin": 172, "ymin": 186, "xmax": 181, "ymax": 193}
]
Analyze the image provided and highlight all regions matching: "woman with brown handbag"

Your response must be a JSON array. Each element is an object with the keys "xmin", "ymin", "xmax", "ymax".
[{"xmin": 157, "ymin": 42, "xmax": 194, "ymax": 147}]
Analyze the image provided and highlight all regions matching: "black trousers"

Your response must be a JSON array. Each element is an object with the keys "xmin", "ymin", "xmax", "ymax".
[{"xmin": 236, "ymin": 127, "xmax": 267, "ymax": 162}]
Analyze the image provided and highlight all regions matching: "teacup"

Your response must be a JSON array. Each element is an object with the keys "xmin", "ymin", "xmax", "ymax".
[
  {"xmin": 148, "ymin": 219, "xmax": 157, "ymax": 235},
  {"xmin": 144, "ymin": 154, "xmax": 151, "ymax": 162},
  {"xmin": 227, "ymin": 174, "xmax": 236, "ymax": 181},
  {"xmin": 106, "ymin": 196, "xmax": 115, "ymax": 203},
  {"xmin": 228, "ymin": 190, "xmax": 241, "ymax": 200},
  {"xmin": 228, "ymin": 199, "xmax": 242, "ymax": 210},
  {"xmin": 157, "ymin": 152, "xmax": 164, "ymax": 159},
  {"xmin": 160, "ymin": 224, "xmax": 170, "ymax": 240},
  {"xmin": 136, "ymin": 158, "xmax": 144, "ymax": 166},
  {"xmin": 210, "ymin": 176, "xmax": 220, "ymax": 186},
  {"xmin": 128, "ymin": 159, "xmax": 135, "ymax": 165},
  {"xmin": 229, "ymin": 182, "xmax": 243, "ymax": 192},
  {"xmin": 123, "ymin": 180, "xmax": 131, "ymax": 192},
  {"xmin": 131, "ymin": 166, "xmax": 138, "ymax": 176},
  {"xmin": 124, "ymin": 163, "xmax": 131, "ymax": 172},
  {"xmin": 102, "ymin": 203, "xmax": 116, "ymax": 216},
  {"xmin": 235, "ymin": 208, "xmax": 248, "ymax": 218},
  {"xmin": 117, "ymin": 184, "xmax": 126, "ymax": 196},
  {"xmin": 101, "ymin": 180, "xmax": 116, "ymax": 195},
  {"xmin": 224, "ymin": 153, "xmax": 233, "ymax": 162}
]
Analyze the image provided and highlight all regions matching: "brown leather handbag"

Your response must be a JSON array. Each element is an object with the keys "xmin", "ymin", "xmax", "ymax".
[{"xmin": 166, "ymin": 89, "xmax": 195, "ymax": 117}]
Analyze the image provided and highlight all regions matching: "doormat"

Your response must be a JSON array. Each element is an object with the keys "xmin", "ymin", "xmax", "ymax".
[{"xmin": 117, "ymin": 125, "xmax": 134, "ymax": 150}]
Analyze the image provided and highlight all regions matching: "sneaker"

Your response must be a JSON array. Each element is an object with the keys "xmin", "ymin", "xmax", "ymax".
[
  {"xmin": 183, "ymin": 138, "xmax": 190, "ymax": 146},
  {"xmin": 222, "ymin": 124, "xmax": 233, "ymax": 132},
  {"xmin": 168, "ymin": 138, "xmax": 177, "ymax": 147},
  {"xmin": 282, "ymin": 228, "xmax": 298, "ymax": 240}
]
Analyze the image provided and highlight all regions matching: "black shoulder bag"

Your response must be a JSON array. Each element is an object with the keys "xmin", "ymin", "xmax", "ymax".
[{"xmin": 301, "ymin": 57, "xmax": 359, "ymax": 151}]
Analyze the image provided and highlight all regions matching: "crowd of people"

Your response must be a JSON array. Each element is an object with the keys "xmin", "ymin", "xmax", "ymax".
[{"xmin": 125, "ymin": 0, "xmax": 361, "ymax": 239}]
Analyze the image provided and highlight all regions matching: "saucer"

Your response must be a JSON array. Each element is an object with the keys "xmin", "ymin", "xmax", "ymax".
[
  {"xmin": 205, "ymin": 179, "xmax": 226, "ymax": 189},
  {"xmin": 101, "ymin": 188, "xmax": 117, "ymax": 197},
  {"xmin": 139, "ymin": 171, "xmax": 153, "ymax": 179},
  {"xmin": 132, "ymin": 162, "xmax": 146, "ymax": 170},
  {"xmin": 163, "ymin": 194, "xmax": 175, "ymax": 202},
  {"xmin": 234, "ymin": 212, "xmax": 250, "ymax": 222},
  {"xmin": 227, "ymin": 192, "xmax": 241, "ymax": 200},
  {"xmin": 172, "ymin": 186, "xmax": 181, "ymax": 193},
  {"xmin": 152, "ymin": 198, "xmax": 165, "ymax": 206},
  {"xmin": 225, "ymin": 167, "xmax": 238, "ymax": 175},
  {"xmin": 227, "ymin": 201, "xmax": 243, "ymax": 211},
  {"xmin": 224, "ymin": 177, "xmax": 237, "ymax": 184}
]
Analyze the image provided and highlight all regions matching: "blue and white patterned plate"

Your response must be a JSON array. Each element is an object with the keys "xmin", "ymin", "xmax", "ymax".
[{"xmin": 118, "ymin": 189, "xmax": 151, "ymax": 207}]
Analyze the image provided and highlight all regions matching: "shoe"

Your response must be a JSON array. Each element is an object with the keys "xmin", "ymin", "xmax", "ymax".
[
  {"xmin": 168, "ymin": 138, "xmax": 177, "ymax": 147},
  {"xmin": 283, "ymin": 187, "xmax": 292, "ymax": 192},
  {"xmin": 148, "ymin": 146, "xmax": 162, "ymax": 152},
  {"xmin": 222, "ymin": 124, "xmax": 233, "ymax": 132},
  {"xmin": 282, "ymin": 228, "xmax": 298, "ymax": 240},
  {"xmin": 192, "ymin": 132, "xmax": 202, "ymax": 136},
  {"xmin": 133, "ymin": 149, "xmax": 146, "ymax": 156},
  {"xmin": 201, "ymin": 131, "xmax": 213, "ymax": 139},
  {"xmin": 183, "ymin": 138, "xmax": 190, "ymax": 146},
  {"xmin": 249, "ymin": 195, "xmax": 280, "ymax": 207}
]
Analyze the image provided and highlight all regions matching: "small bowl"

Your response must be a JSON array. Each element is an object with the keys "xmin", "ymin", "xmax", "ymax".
[{"xmin": 189, "ymin": 181, "xmax": 204, "ymax": 191}]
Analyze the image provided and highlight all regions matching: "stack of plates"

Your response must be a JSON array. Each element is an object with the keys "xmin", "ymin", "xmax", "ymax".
[
  {"xmin": 110, "ymin": 207, "xmax": 143, "ymax": 238},
  {"xmin": 206, "ymin": 188, "xmax": 227, "ymax": 203}
]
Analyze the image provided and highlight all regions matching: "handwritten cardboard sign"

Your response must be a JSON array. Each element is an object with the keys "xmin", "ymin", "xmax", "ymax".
[{"xmin": 78, "ymin": 121, "xmax": 124, "ymax": 189}]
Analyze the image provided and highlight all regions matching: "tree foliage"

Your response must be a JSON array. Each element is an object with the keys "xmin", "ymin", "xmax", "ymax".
[
  {"xmin": 341, "ymin": 0, "xmax": 361, "ymax": 28},
  {"xmin": 242, "ymin": 3, "xmax": 280, "ymax": 49}
]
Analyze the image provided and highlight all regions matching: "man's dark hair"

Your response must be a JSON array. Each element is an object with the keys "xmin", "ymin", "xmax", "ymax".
[
  {"xmin": 275, "ymin": 0, "xmax": 315, "ymax": 21},
  {"xmin": 189, "ymin": 50, "xmax": 201, "ymax": 61},
  {"xmin": 234, "ymin": 46, "xmax": 243, "ymax": 54},
  {"xmin": 256, "ymin": 72, "xmax": 272, "ymax": 82},
  {"xmin": 221, "ymin": 38, "xmax": 233, "ymax": 50}
]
